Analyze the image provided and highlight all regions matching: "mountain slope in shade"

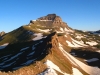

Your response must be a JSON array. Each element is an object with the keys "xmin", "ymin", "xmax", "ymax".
[{"xmin": 0, "ymin": 14, "xmax": 100, "ymax": 75}]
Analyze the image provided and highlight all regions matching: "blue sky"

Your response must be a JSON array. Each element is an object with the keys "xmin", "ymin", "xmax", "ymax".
[{"xmin": 0, "ymin": 0, "xmax": 100, "ymax": 32}]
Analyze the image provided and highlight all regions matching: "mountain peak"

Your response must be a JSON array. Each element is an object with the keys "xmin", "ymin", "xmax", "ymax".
[
  {"xmin": 47, "ymin": 13, "xmax": 56, "ymax": 16},
  {"xmin": 37, "ymin": 14, "xmax": 62, "ymax": 22},
  {"xmin": 29, "ymin": 14, "xmax": 73, "ymax": 33},
  {"xmin": 29, "ymin": 14, "xmax": 68, "ymax": 28}
]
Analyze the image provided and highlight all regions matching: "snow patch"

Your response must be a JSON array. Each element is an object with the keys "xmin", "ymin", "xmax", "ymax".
[
  {"xmin": 56, "ymin": 31, "xmax": 64, "ymax": 33},
  {"xmin": 42, "ymin": 60, "xmax": 69, "ymax": 75},
  {"xmin": 59, "ymin": 43, "xmax": 62, "ymax": 47},
  {"xmin": 32, "ymin": 33, "xmax": 45, "ymax": 41},
  {"xmin": 64, "ymin": 35, "xmax": 67, "ymax": 37},
  {"xmin": 32, "ymin": 47, "xmax": 35, "ymax": 50},
  {"xmin": 4, "ymin": 52, "xmax": 22, "ymax": 62},
  {"xmin": 66, "ymin": 41, "xmax": 83, "ymax": 48},
  {"xmin": 46, "ymin": 60, "xmax": 63, "ymax": 74},
  {"xmin": 85, "ymin": 58, "xmax": 99, "ymax": 62},
  {"xmin": 71, "ymin": 38, "xmax": 86, "ymax": 46},
  {"xmin": 38, "ymin": 29, "xmax": 50, "ymax": 32},
  {"xmin": 76, "ymin": 35, "xmax": 84, "ymax": 39},
  {"xmin": 66, "ymin": 38, "xmax": 87, "ymax": 48},
  {"xmin": 75, "ymin": 33, "xmax": 84, "ymax": 39},
  {"xmin": 0, "ymin": 43, "xmax": 9, "ymax": 49},
  {"xmin": 86, "ymin": 41, "xmax": 98, "ymax": 46},
  {"xmin": 70, "ymin": 52, "xmax": 77, "ymax": 56},
  {"xmin": 27, "ymin": 51, "xmax": 35, "ymax": 56},
  {"xmin": 60, "ymin": 27, "xmax": 64, "ymax": 32},
  {"xmin": 21, "ymin": 59, "xmax": 36, "ymax": 66},
  {"xmin": 59, "ymin": 44, "xmax": 100, "ymax": 75},
  {"xmin": 2, "ymin": 61, "xmax": 16, "ymax": 68},
  {"xmin": 38, "ymin": 68, "xmax": 57, "ymax": 75},
  {"xmin": 64, "ymin": 28, "xmax": 73, "ymax": 32},
  {"xmin": 96, "ymin": 50, "xmax": 100, "ymax": 53},
  {"xmin": 20, "ymin": 47, "xmax": 29, "ymax": 51},
  {"xmin": 0, "ymin": 54, "xmax": 11, "ymax": 59},
  {"xmin": 72, "ymin": 67, "xmax": 83, "ymax": 75}
]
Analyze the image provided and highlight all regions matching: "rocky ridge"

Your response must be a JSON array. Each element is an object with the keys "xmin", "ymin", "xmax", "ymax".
[{"xmin": 0, "ymin": 14, "xmax": 100, "ymax": 75}]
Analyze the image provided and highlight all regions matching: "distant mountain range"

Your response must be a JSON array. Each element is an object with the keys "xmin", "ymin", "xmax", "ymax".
[
  {"xmin": 88, "ymin": 30, "xmax": 100, "ymax": 36},
  {"xmin": 0, "ymin": 14, "xmax": 100, "ymax": 75}
]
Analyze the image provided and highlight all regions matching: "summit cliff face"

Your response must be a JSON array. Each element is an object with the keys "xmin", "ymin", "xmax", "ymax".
[
  {"xmin": 37, "ymin": 14, "xmax": 62, "ymax": 23},
  {"xmin": 37, "ymin": 14, "xmax": 68, "ymax": 27},
  {"xmin": 0, "ymin": 14, "xmax": 100, "ymax": 75}
]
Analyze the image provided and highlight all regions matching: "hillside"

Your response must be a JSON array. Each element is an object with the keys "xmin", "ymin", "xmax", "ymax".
[{"xmin": 0, "ymin": 14, "xmax": 100, "ymax": 75}]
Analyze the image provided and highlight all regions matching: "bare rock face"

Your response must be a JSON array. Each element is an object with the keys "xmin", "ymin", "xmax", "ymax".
[
  {"xmin": 36, "ymin": 14, "xmax": 67, "ymax": 25},
  {"xmin": 46, "ymin": 32, "xmax": 59, "ymax": 48},
  {"xmin": 37, "ymin": 14, "xmax": 62, "ymax": 22},
  {"xmin": 30, "ymin": 20, "xmax": 34, "ymax": 24},
  {"xmin": 54, "ymin": 16, "xmax": 62, "ymax": 22},
  {"xmin": 29, "ymin": 14, "xmax": 64, "ymax": 25},
  {"xmin": 30, "ymin": 14, "xmax": 67, "ymax": 25},
  {"xmin": 37, "ymin": 14, "xmax": 57, "ymax": 21},
  {"xmin": 0, "ymin": 31, "xmax": 5, "ymax": 36},
  {"xmin": 29, "ymin": 14, "xmax": 73, "ymax": 32}
]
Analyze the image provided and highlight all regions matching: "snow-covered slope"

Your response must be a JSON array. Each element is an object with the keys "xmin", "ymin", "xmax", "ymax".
[
  {"xmin": 32, "ymin": 33, "xmax": 46, "ymax": 41},
  {"xmin": 0, "ymin": 43, "xmax": 9, "ymax": 49},
  {"xmin": 66, "ymin": 38, "xmax": 87, "ymax": 48},
  {"xmin": 38, "ymin": 60, "xmax": 68, "ymax": 75},
  {"xmin": 39, "ymin": 59, "xmax": 84, "ymax": 75},
  {"xmin": 59, "ymin": 43, "xmax": 100, "ymax": 75}
]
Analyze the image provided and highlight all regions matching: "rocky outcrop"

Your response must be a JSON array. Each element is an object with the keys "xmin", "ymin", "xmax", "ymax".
[
  {"xmin": 37, "ymin": 14, "xmax": 63, "ymax": 24},
  {"xmin": 45, "ymin": 32, "xmax": 59, "ymax": 48},
  {"xmin": 0, "ymin": 31, "xmax": 5, "ymax": 36},
  {"xmin": 29, "ymin": 14, "xmax": 73, "ymax": 33},
  {"xmin": 36, "ymin": 14, "xmax": 68, "ymax": 27},
  {"xmin": 37, "ymin": 14, "xmax": 56, "ymax": 21},
  {"xmin": 29, "ymin": 14, "xmax": 63, "ymax": 24}
]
